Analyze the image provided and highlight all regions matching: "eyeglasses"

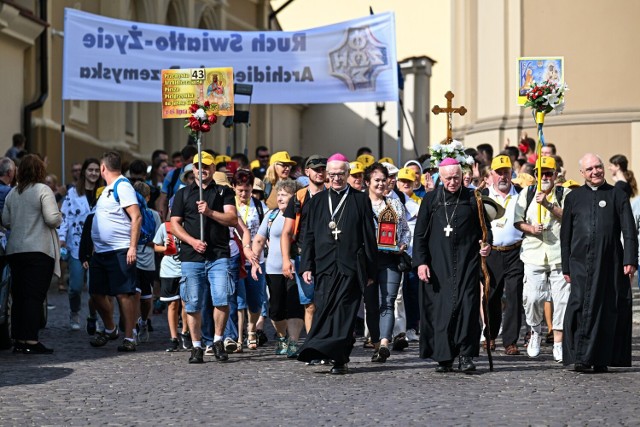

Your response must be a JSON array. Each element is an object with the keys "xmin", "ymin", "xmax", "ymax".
[
  {"xmin": 536, "ymin": 171, "xmax": 555, "ymax": 178},
  {"xmin": 276, "ymin": 163, "xmax": 292, "ymax": 169},
  {"xmin": 328, "ymin": 172, "xmax": 347, "ymax": 180}
]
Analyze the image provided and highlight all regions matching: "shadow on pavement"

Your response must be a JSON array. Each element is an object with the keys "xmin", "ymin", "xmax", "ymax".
[{"xmin": 0, "ymin": 366, "xmax": 73, "ymax": 387}]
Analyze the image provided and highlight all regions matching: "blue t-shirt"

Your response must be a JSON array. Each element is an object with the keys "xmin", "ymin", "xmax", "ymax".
[
  {"xmin": 0, "ymin": 183, "xmax": 12, "ymax": 213},
  {"xmin": 161, "ymin": 168, "xmax": 183, "ymax": 198}
]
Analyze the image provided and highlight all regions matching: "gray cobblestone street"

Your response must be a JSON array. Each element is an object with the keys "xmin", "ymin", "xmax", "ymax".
[{"xmin": 2, "ymin": 287, "xmax": 640, "ymax": 426}]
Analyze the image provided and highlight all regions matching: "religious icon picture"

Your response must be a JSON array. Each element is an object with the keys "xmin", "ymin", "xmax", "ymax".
[
  {"xmin": 377, "ymin": 203, "xmax": 399, "ymax": 251},
  {"xmin": 517, "ymin": 56, "xmax": 564, "ymax": 105}
]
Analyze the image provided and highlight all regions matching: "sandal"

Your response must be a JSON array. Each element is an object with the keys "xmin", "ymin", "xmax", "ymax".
[
  {"xmin": 363, "ymin": 338, "xmax": 375, "ymax": 349},
  {"xmin": 247, "ymin": 332, "xmax": 258, "ymax": 350},
  {"xmin": 233, "ymin": 341, "xmax": 244, "ymax": 353}
]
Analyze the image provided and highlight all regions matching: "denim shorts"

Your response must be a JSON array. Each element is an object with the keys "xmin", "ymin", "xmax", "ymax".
[
  {"xmin": 180, "ymin": 258, "xmax": 234, "ymax": 313},
  {"xmin": 294, "ymin": 256, "xmax": 314, "ymax": 304}
]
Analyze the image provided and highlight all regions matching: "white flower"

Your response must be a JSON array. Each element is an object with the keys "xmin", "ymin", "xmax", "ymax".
[
  {"xmin": 452, "ymin": 140, "xmax": 463, "ymax": 150},
  {"xmin": 194, "ymin": 108, "xmax": 207, "ymax": 120},
  {"xmin": 465, "ymin": 155, "xmax": 475, "ymax": 165}
]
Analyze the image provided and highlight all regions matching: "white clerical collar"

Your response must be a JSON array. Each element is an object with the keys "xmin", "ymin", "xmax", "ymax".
[
  {"xmin": 331, "ymin": 186, "xmax": 348, "ymax": 195},
  {"xmin": 587, "ymin": 181, "xmax": 604, "ymax": 191}
]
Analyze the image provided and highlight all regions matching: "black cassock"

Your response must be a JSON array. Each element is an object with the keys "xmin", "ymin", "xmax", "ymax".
[
  {"xmin": 560, "ymin": 183, "xmax": 638, "ymax": 367},
  {"xmin": 297, "ymin": 187, "xmax": 377, "ymax": 365},
  {"xmin": 413, "ymin": 186, "xmax": 487, "ymax": 363}
]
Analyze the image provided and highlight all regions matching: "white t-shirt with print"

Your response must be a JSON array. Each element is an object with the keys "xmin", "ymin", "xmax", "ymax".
[
  {"xmin": 153, "ymin": 222, "xmax": 182, "ymax": 278},
  {"xmin": 92, "ymin": 176, "xmax": 139, "ymax": 253}
]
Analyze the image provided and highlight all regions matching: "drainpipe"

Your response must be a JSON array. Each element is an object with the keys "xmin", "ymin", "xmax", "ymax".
[{"xmin": 22, "ymin": 0, "xmax": 48, "ymax": 152}]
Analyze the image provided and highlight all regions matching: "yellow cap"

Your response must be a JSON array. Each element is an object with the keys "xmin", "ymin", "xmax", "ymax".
[
  {"xmin": 563, "ymin": 179, "xmax": 580, "ymax": 189},
  {"xmin": 214, "ymin": 155, "xmax": 231, "ymax": 165},
  {"xmin": 193, "ymin": 152, "xmax": 215, "ymax": 166},
  {"xmin": 397, "ymin": 167, "xmax": 417, "ymax": 182},
  {"xmin": 250, "ymin": 159, "xmax": 260, "ymax": 170},
  {"xmin": 512, "ymin": 173, "xmax": 535, "ymax": 187},
  {"xmin": 270, "ymin": 151, "xmax": 296, "ymax": 166},
  {"xmin": 379, "ymin": 157, "xmax": 394, "ymax": 165},
  {"xmin": 349, "ymin": 161, "xmax": 365, "ymax": 175},
  {"xmin": 491, "ymin": 155, "xmax": 512, "ymax": 170},
  {"xmin": 356, "ymin": 154, "xmax": 375, "ymax": 167},
  {"xmin": 539, "ymin": 156, "xmax": 556, "ymax": 170}
]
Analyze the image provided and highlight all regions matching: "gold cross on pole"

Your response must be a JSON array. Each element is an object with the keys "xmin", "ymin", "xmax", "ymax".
[{"xmin": 432, "ymin": 91, "xmax": 467, "ymax": 143}]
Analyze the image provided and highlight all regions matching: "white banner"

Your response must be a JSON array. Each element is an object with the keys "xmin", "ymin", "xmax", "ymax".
[{"xmin": 62, "ymin": 9, "xmax": 398, "ymax": 104}]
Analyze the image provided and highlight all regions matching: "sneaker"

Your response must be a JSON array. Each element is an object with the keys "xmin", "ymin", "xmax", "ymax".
[
  {"xmin": 204, "ymin": 345, "xmax": 215, "ymax": 356},
  {"xmin": 189, "ymin": 346, "xmax": 204, "ymax": 364},
  {"xmin": 179, "ymin": 331, "xmax": 193, "ymax": 350},
  {"xmin": 275, "ymin": 336, "xmax": 288, "ymax": 355},
  {"xmin": 166, "ymin": 338, "xmax": 180, "ymax": 352},
  {"xmin": 117, "ymin": 338, "xmax": 137, "ymax": 352},
  {"xmin": 137, "ymin": 320, "xmax": 150, "ymax": 343},
  {"xmin": 406, "ymin": 329, "xmax": 419, "ymax": 342},
  {"xmin": 86, "ymin": 316, "xmax": 97, "ymax": 335},
  {"xmin": 212, "ymin": 340, "xmax": 229, "ymax": 362},
  {"xmin": 256, "ymin": 329, "xmax": 268, "ymax": 347},
  {"xmin": 392, "ymin": 333, "xmax": 409, "ymax": 351},
  {"xmin": 70, "ymin": 313, "xmax": 81, "ymax": 331},
  {"xmin": 371, "ymin": 345, "xmax": 391, "ymax": 363},
  {"xmin": 527, "ymin": 330, "xmax": 541, "ymax": 358},
  {"xmin": 133, "ymin": 330, "xmax": 139, "ymax": 345},
  {"xmin": 90, "ymin": 329, "xmax": 119, "ymax": 347},
  {"xmin": 223, "ymin": 337, "xmax": 238, "ymax": 353},
  {"xmin": 286, "ymin": 340, "xmax": 299, "ymax": 358},
  {"xmin": 553, "ymin": 344, "xmax": 563, "ymax": 363}
]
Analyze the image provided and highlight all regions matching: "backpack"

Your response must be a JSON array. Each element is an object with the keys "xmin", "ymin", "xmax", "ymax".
[
  {"xmin": 252, "ymin": 196, "xmax": 264, "ymax": 224},
  {"xmin": 293, "ymin": 188, "xmax": 309, "ymax": 240},
  {"xmin": 113, "ymin": 178, "xmax": 156, "ymax": 246},
  {"xmin": 524, "ymin": 185, "xmax": 565, "ymax": 220},
  {"xmin": 166, "ymin": 168, "xmax": 182, "ymax": 199}
]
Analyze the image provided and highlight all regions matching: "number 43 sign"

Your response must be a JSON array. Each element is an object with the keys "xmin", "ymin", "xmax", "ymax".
[{"xmin": 161, "ymin": 67, "xmax": 234, "ymax": 119}]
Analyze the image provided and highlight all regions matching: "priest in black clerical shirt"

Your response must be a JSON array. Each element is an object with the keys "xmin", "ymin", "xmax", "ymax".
[
  {"xmin": 561, "ymin": 153, "xmax": 638, "ymax": 373},
  {"xmin": 413, "ymin": 158, "xmax": 492, "ymax": 373},
  {"xmin": 297, "ymin": 153, "xmax": 377, "ymax": 375}
]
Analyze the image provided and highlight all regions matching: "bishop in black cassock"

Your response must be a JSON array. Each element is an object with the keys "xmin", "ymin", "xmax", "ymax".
[
  {"xmin": 413, "ymin": 160, "xmax": 491, "ymax": 372},
  {"xmin": 561, "ymin": 153, "xmax": 638, "ymax": 372},
  {"xmin": 297, "ymin": 155, "xmax": 377, "ymax": 374}
]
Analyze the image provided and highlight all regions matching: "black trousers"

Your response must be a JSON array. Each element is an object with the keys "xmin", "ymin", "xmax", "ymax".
[
  {"xmin": 486, "ymin": 248, "xmax": 524, "ymax": 347},
  {"xmin": 8, "ymin": 252, "xmax": 55, "ymax": 341}
]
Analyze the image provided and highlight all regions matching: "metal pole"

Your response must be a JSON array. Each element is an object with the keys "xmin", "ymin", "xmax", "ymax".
[{"xmin": 197, "ymin": 131, "xmax": 204, "ymax": 241}]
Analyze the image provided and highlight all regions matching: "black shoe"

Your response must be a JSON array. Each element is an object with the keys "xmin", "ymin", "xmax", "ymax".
[
  {"xmin": 189, "ymin": 346, "xmax": 204, "ymax": 364},
  {"xmin": 179, "ymin": 331, "xmax": 193, "ymax": 350},
  {"xmin": 256, "ymin": 329, "xmax": 268, "ymax": 347},
  {"xmin": 213, "ymin": 340, "xmax": 229, "ymax": 362},
  {"xmin": 574, "ymin": 363, "xmax": 592, "ymax": 372},
  {"xmin": 459, "ymin": 356, "xmax": 476, "ymax": 372},
  {"xmin": 146, "ymin": 318, "xmax": 154, "ymax": 332},
  {"xmin": 117, "ymin": 339, "xmax": 136, "ymax": 352},
  {"xmin": 435, "ymin": 361, "xmax": 454, "ymax": 373},
  {"xmin": 23, "ymin": 342, "xmax": 54, "ymax": 354},
  {"xmin": 392, "ymin": 334, "xmax": 409, "ymax": 351},
  {"xmin": 86, "ymin": 317, "xmax": 97, "ymax": 335},
  {"xmin": 166, "ymin": 338, "xmax": 180, "ymax": 352},
  {"xmin": 372, "ymin": 346, "xmax": 391, "ymax": 363},
  {"xmin": 593, "ymin": 365, "xmax": 608, "ymax": 373},
  {"xmin": 12, "ymin": 341, "xmax": 25, "ymax": 353},
  {"xmin": 330, "ymin": 364, "xmax": 349, "ymax": 375},
  {"xmin": 90, "ymin": 329, "xmax": 119, "ymax": 347}
]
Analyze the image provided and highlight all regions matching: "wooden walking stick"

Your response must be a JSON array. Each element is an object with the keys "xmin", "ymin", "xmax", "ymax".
[{"xmin": 474, "ymin": 183, "xmax": 494, "ymax": 371}]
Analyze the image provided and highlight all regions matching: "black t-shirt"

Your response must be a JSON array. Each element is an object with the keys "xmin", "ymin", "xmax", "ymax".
[{"xmin": 171, "ymin": 182, "xmax": 235, "ymax": 262}]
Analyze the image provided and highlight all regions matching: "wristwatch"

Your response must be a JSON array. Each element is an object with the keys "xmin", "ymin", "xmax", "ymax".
[{"xmin": 243, "ymin": 244, "xmax": 251, "ymax": 248}]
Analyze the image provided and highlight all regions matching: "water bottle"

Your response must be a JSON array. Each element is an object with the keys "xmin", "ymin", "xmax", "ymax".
[{"xmin": 60, "ymin": 246, "xmax": 69, "ymax": 261}]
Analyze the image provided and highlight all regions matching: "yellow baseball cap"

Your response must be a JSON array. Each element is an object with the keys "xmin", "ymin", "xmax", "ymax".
[
  {"xmin": 250, "ymin": 159, "xmax": 260, "ymax": 170},
  {"xmin": 193, "ymin": 152, "xmax": 215, "ymax": 166},
  {"xmin": 491, "ymin": 155, "xmax": 512, "ymax": 170},
  {"xmin": 397, "ymin": 167, "xmax": 417, "ymax": 182},
  {"xmin": 270, "ymin": 151, "xmax": 296, "ymax": 166},
  {"xmin": 214, "ymin": 154, "xmax": 231, "ymax": 165},
  {"xmin": 349, "ymin": 161, "xmax": 365, "ymax": 175},
  {"xmin": 563, "ymin": 179, "xmax": 580, "ymax": 189},
  {"xmin": 539, "ymin": 156, "xmax": 556, "ymax": 170},
  {"xmin": 379, "ymin": 157, "xmax": 394, "ymax": 165},
  {"xmin": 512, "ymin": 172, "xmax": 535, "ymax": 187},
  {"xmin": 356, "ymin": 154, "xmax": 375, "ymax": 167}
]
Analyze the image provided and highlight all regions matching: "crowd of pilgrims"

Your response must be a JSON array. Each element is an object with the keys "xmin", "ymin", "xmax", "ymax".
[{"xmin": 3, "ymin": 134, "xmax": 638, "ymax": 374}]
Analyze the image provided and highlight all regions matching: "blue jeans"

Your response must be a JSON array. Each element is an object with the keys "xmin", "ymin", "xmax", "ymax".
[
  {"xmin": 378, "ymin": 264, "xmax": 402, "ymax": 342},
  {"xmin": 222, "ymin": 255, "xmax": 241, "ymax": 343},
  {"xmin": 180, "ymin": 258, "xmax": 234, "ymax": 313},
  {"xmin": 238, "ymin": 268, "xmax": 265, "ymax": 314},
  {"xmin": 68, "ymin": 256, "xmax": 85, "ymax": 314}
]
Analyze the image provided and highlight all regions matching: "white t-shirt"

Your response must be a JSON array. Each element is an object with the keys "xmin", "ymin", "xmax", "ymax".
[
  {"xmin": 92, "ymin": 176, "xmax": 139, "ymax": 253},
  {"xmin": 153, "ymin": 222, "xmax": 182, "ymax": 278},
  {"xmin": 136, "ymin": 209, "xmax": 162, "ymax": 271},
  {"xmin": 237, "ymin": 198, "xmax": 266, "ymax": 265}
]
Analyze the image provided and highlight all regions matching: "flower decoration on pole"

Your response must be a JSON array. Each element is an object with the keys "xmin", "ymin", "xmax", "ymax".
[
  {"xmin": 184, "ymin": 101, "xmax": 218, "ymax": 137},
  {"xmin": 522, "ymin": 80, "xmax": 568, "ymax": 222},
  {"xmin": 429, "ymin": 140, "xmax": 475, "ymax": 169}
]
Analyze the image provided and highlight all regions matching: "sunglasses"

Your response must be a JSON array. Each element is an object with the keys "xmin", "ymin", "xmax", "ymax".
[
  {"xmin": 306, "ymin": 158, "xmax": 328, "ymax": 168},
  {"xmin": 258, "ymin": 154, "xmax": 270, "ymax": 159},
  {"xmin": 536, "ymin": 171, "xmax": 555, "ymax": 178}
]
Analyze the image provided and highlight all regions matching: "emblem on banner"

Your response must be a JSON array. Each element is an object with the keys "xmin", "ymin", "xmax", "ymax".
[{"xmin": 329, "ymin": 26, "xmax": 390, "ymax": 91}]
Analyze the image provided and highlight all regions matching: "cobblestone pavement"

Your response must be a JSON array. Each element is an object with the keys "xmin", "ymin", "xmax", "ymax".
[{"xmin": 2, "ymin": 287, "xmax": 640, "ymax": 426}]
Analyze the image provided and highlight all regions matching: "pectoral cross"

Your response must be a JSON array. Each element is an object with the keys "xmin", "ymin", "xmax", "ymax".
[
  {"xmin": 444, "ymin": 224, "xmax": 453, "ymax": 237},
  {"xmin": 332, "ymin": 228, "xmax": 342, "ymax": 240},
  {"xmin": 432, "ymin": 91, "xmax": 467, "ymax": 143}
]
